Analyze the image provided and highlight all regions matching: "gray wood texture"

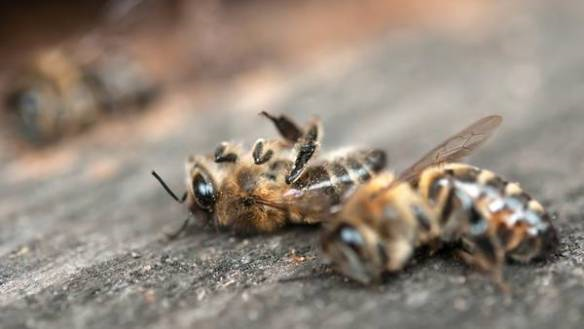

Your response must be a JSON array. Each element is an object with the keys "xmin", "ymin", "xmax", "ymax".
[{"xmin": 1, "ymin": 1, "xmax": 583, "ymax": 328}]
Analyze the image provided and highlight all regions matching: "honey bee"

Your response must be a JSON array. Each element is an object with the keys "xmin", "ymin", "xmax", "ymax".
[
  {"xmin": 321, "ymin": 115, "xmax": 559, "ymax": 288},
  {"xmin": 3, "ymin": 47, "xmax": 159, "ymax": 144},
  {"xmin": 152, "ymin": 112, "xmax": 387, "ymax": 237}
]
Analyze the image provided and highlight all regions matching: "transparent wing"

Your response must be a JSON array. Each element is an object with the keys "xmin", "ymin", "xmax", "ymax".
[{"xmin": 397, "ymin": 115, "xmax": 502, "ymax": 184}]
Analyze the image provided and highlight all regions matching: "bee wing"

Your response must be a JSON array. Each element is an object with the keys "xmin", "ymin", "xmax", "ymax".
[{"xmin": 397, "ymin": 115, "xmax": 502, "ymax": 184}]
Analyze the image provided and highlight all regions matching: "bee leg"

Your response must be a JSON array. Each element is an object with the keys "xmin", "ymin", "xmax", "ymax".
[
  {"xmin": 427, "ymin": 240, "xmax": 443, "ymax": 256},
  {"xmin": 456, "ymin": 237, "xmax": 509, "ymax": 293},
  {"xmin": 165, "ymin": 216, "xmax": 192, "ymax": 240},
  {"xmin": 260, "ymin": 111, "xmax": 303, "ymax": 142},
  {"xmin": 286, "ymin": 120, "xmax": 321, "ymax": 184},
  {"xmin": 212, "ymin": 213, "xmax": 221, "ymax": 233},
  {"xmin": 252, "ymin": 138, "xmax": 275, "ymax": 165},
  {"xmin": 214, "ymin": 142, "xmax": 239, "ymax": 163}
]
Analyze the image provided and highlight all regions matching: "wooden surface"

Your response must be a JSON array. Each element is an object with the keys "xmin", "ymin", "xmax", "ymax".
[{"xmin": 1, "ymin": 1, "xmax": 584, "ymax": 328}]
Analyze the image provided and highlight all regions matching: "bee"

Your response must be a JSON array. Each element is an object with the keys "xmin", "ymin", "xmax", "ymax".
[
  {"xmin": 321, "ymin": 115, "xmax": 559, "ymax": 288},
  {"xmin": 152, "ymin": 112, "xmax": 387, "ymax": 237},
  {"xmin": 3, "ymin": 47, "xmax": 159, "ymax": 144}
]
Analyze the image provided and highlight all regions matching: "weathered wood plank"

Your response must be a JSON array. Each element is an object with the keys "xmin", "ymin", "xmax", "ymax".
[{"xmin": 1, "ymin": 1, "xmax": 584, "ymax": 329}]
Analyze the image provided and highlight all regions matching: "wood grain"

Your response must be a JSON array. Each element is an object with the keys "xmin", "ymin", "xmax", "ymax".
[{"xmin": 1, "ymin": 1, "xmax": 583, "ymax": 329}]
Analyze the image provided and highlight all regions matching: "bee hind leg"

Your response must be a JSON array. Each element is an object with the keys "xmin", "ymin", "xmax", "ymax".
[
  {"xmin": 285, "ymin": 120, "xmax": 322, "ymax": 184},
  {"xmin": 165, "ymin": 216, "xmax": 192, "ymax": 240},
  {"xmin": 456, "ymin": 238, "xmax": 510, "ymax": 293},
  {"xmin": 260, "ymin": 111, "xmax": 304, "ymax": 143}
]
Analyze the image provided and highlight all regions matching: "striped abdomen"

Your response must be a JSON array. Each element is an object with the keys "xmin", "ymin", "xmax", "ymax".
[
  {"xmin": 290, "ymin": 149, "xmax": 387, "ymax": 207},
  {"xmin": 418, "ymin": 163, "xmax": 558, "ymax": 263}
]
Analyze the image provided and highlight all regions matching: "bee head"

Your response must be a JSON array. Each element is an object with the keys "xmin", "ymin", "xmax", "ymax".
[
  {"xmin": 151, "ymin": 157, "xmax": 219, "ymax": 240},
  {"xmin": 321, "ymin": 222, "xmax": 387, "ymax": 284},
  {"xmin": 215, "ymin": 165, "xmax": 288, "ymax": 234}
]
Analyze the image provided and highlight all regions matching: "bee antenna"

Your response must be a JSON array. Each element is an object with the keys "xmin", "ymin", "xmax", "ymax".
[{"xmin": 151, "ymin": 170, "xmax": 187, "ymax": 204}]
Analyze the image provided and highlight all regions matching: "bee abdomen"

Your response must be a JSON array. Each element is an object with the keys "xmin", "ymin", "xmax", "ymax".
[
  {"xmin": 330, "ymin": 149, "xmax": 387, "ymax": 201},
  {"xmin": 362, "ymin": 149, "xmax": 387, "ymax": 173},
  {"xmin": 420, "ymin": 163, "xmax": 558, "ymax": 260},
  {"xmin": 291, "ymin": 149, "xmax": 388, "ymax": 206},
  {"xmin": 328, "ymin": 149, "xmax": 385, "ymax": 189},
  {"xmin": 291, "ymin": 165, "xmax": 338, "ymax": 203}
]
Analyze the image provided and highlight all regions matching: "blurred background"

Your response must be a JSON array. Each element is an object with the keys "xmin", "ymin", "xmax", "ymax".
[
  {"xmin": 0, "ymin": 0, "xmax": 495, "ymax": 150},
  {"xmin": 2, "ymin": 1, "xmax": 584, "ymax": 329},
  {"xmin": 0, "ymin": 0, "xmax": 509, "ymax": 185},
  {"xmin": 0, "ymin": 0, "xmax": 512, "ymax": 180},
  {"xmin": 0, "ymin": 0, "xmax": 489, "ymax": 80}
]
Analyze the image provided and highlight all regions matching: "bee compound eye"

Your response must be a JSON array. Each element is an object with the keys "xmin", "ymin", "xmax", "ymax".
[
  {"xmin": 192, "ymin": 172, "xmax": 217, "ymax": 210},
  {"xmin": 338, "ymin": 225, "xmax": 365, "ymax": 251},
  {"xmin": 9, "ymin": 90, "xmax": 40, "ymax": 117}
]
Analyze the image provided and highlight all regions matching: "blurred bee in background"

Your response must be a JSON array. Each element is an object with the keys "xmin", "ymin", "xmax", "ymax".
[
  {"xmin": 152, "ymin": 111, "xmax": 387, "ymax": 237},
  {"xmin": 3, "ymin": 47, "xmax": 159, "ymax": 144},
  {"xmin": 321, "ymin": 115, "xmax": 559, "ymax": 289}
]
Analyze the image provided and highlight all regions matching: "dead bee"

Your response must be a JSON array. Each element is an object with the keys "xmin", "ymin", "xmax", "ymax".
[
  {"xmin": 4, "ymin": 49, "xmax": 99, "ymax": 143},
  {"xmin": 321, "ymin": 115, "xmax": 558, "ymax": 289},
  {"xmin": 152, "ymin": 112, "xmax": 387, "ymax": 236},
  {"xmin": 3, "ymin": 48, "xmax": 159, "ymax": 144}
]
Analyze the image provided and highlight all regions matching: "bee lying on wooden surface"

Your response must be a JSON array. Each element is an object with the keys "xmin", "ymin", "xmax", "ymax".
[
  {"xmin": 3, "ymin": 47, "xmax": 159, "ymax": 145},
  {"xmin": 152, "ymin": 112, "xmax": 387, "ymax": 237},
  {"xmin": 321, "ymin": 115, "xmax": 559, "ymax": 290}
]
